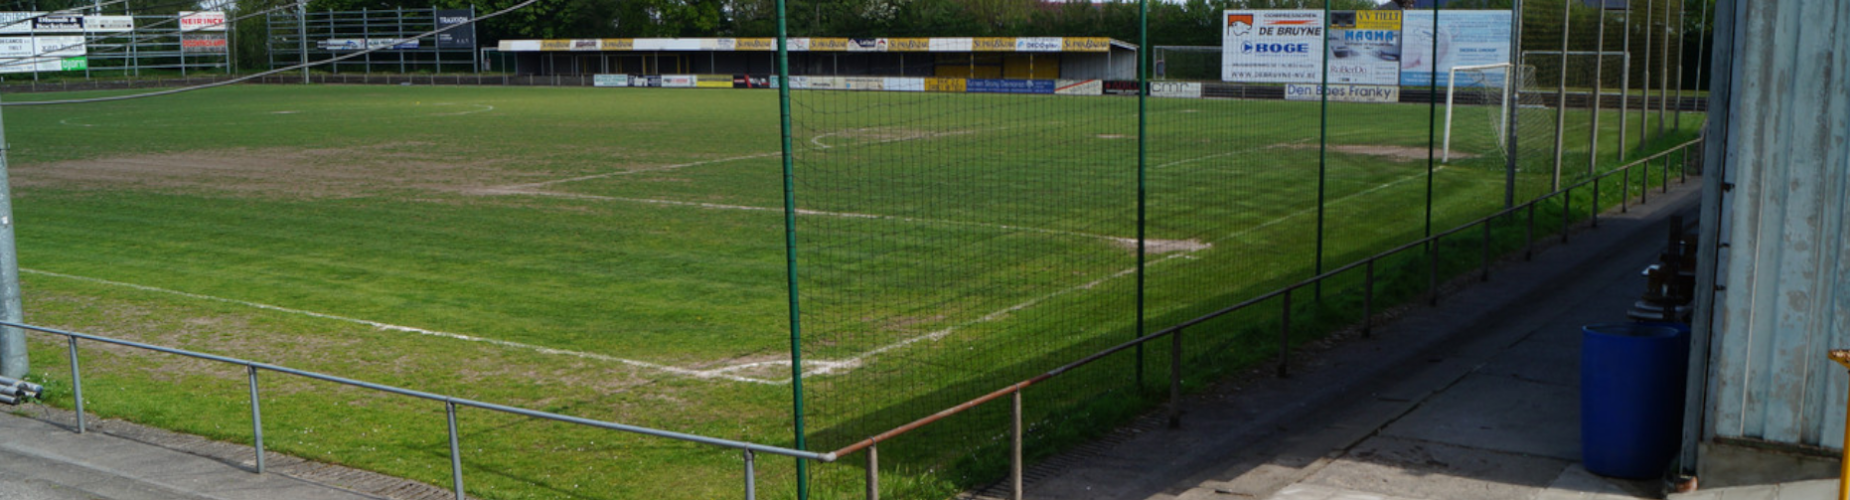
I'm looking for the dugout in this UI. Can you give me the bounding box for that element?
[490,37,1137,80]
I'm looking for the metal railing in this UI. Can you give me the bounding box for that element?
[830,137,1704,500]
[2,321,837,500]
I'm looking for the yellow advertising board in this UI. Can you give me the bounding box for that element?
[600,38,633,50]
[973,37,1015,51]
[1356,10,1400,30]
[924,77,966,92]
[695,74,733,88]
[539,39,571,51]
[887,38,931,51]
[809,38,849,51]
[734,38,775,51]
[1060,37,1112,52]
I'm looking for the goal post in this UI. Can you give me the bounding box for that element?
[1442,62,1513,163]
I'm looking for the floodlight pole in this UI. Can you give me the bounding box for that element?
[0,96,25,380]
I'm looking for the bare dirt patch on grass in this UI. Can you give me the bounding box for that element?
[13,143,562,199]
[1286,143,1477,162]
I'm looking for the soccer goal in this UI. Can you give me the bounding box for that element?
[1442,63,1513,163]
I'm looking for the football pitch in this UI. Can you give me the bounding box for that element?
[4,84,1699,499]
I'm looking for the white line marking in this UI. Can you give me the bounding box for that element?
[21,268,781,385]
[495,152,783,191]
[1214,166,1446,244]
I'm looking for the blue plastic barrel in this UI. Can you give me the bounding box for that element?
[1580,322,1689,479]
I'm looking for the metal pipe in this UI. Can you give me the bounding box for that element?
[1011,391,1023,500]
[1623,167,1631,212]
[1480,221,1491,282]
[862,446,874,500]
[1593,165,1602,228]
[1168,328,1181,429]
[67,336,83,434]
[1561,187,1572,244]
[1641,160,1650,204]
[1428,242,1439,306]
[248,365,265,473]
[1663,153,1670,193]
[1526,203,1536,260]
[1362,260,1374,337]
[746,449,758,500]
[1278,290,1291,377]
[447,401,464,500]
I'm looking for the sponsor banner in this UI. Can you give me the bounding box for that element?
[1326,10,1400,86]
[31,15,83,32]
[735,38,774,51]
[1151,81,1202,98]
[1054,79,1102,96]
[788,38,811,51]
[1400,10,1511,87]
[1223,9,1324,84]
[733,74,773,88]
[848,38,887,52]
[924,77,965,92]
[0,37,31,57]
[85,15,134,32]
[59,55,83,70]
[1015,37,1061,52]
[1061,37,1112,52]
[809,38,848,51]
[181,33,227,53]
[320,38,419,51]
[966,79,1054,94]
[930,38,972,52]
[539,39,571,51]
[631,39,702,50]
[888,38,930,52]
[637,75,661,87]
[177,11,226,32]
[883,77,924,92]
[1284,83,1400,103]
[793,76,844,90]
[714,38,737,50]
[501,40,541,51]
[435,9,475,48]
[35,36,83,57]
[594,74,631,87]
[1102,80,1140,95]
[661,74,696,88]
[570,39,600,51]
[0,13,33,34]
[601,38,634,50]
[844,77,884,91]
[973,37,1014,51]
[695,74,732,88]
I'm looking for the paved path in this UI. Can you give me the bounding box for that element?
[1011,180,1705,500]
[0,406,451,500]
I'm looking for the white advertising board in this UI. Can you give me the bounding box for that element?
[661,74,696,88]
[177,11,226,32]
[1151,81,1202,99]
[1400,10,1512,87]
[1326,10,1401,86]
[593,74,631,87]
[1285,83,1400,103]
[1222,10,1325,84]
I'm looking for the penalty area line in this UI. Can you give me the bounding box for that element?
[20,268,781,385]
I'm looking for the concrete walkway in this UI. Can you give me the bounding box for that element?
[1012,179,1706,500]
[0,406,450,500]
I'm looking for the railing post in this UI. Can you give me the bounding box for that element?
[1662,153,1671,193]
[1681,146,1689,183]
[1641,162,1650,205]
[1561,188,1572,244]
[1622,167,1631,212]
[1278,290,1292,377]
[248,365,265,473]
[864,446,875,500]
[1011,391,1023,500]
[1525,203,1536,261]
[1480,221,1492,282]
[1362,259,1375,337]
[1427,242,1439,306]
[1168,328,1182,429]
[1591,173,1601,228]
[447,401,464,500]
[747,449,759,500]
[67,336,84,434]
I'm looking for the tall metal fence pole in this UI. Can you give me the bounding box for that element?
[1589,2,1607,176]
[0,94,23,381]
[1638,0,1652,153]
[297,0,308,83]
[773,0,808,493]
[1618,0,1632,161]
[1673,0,1686,130]
[1505,0,1524,207]
[1552,0,1571,191]
[1132,0,1149,389]
[1658,0,1670,135]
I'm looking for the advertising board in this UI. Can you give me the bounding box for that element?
[662,74,696,88]
[594,74,631,87]
[182,33,228,53]
[695,74,732,88]
[1054,79,1102,95]
[1326,10,1400,86]
[883,77,925,92]
[966,79,1054,94]
[177,11,227,32]
[1399,10,1511,87]
[924,77,965,93]
[1284,83,1400,103]
[320,38,419,50]
[1151,81,1202,98]
[435,9,476,48]
[1222,10,1325,83]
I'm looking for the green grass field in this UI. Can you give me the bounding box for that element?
[4,84,1701,499]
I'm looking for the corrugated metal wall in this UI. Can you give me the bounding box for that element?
[1701,0,1850,450]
